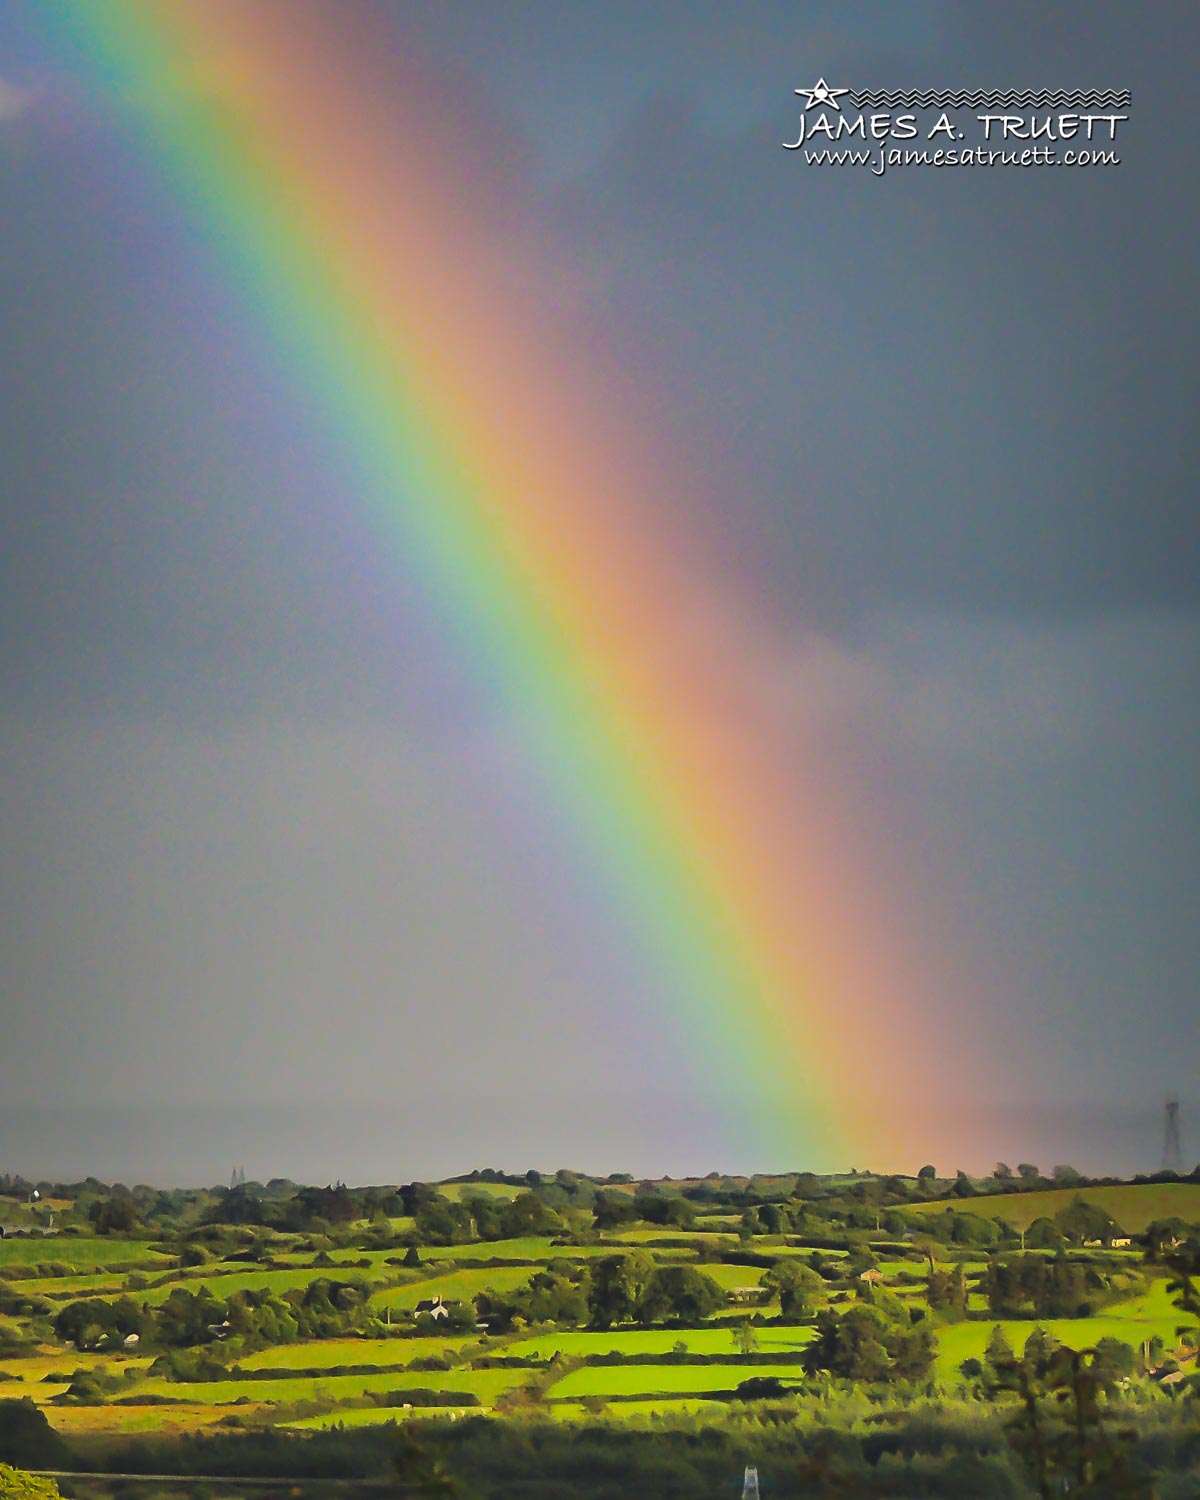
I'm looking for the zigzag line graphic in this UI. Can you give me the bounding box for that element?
[847,89,1131,109]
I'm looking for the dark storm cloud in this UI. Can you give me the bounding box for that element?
[3,1,1193,729]
[530,1,1198,623]
[0,95,479,726]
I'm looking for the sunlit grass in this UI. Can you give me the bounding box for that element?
[370,1265,532,1309]
[236,1334,478,1370]
[932,1276,1192,1380]
[907,1183,1200,1234]
[551,1362,800,1398]
[0,1239,171,1269]
[506,1325,813,1359]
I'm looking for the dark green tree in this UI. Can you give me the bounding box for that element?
[1054,1197,1122,1247]
[0,1403,71,1469]
[762,1259,826,1318]
[592,1191,637,1230]
[499,1192,564,1238]
[390,1426,462,1497]
[987,1333,1143,1497]
[636,1265,724,1323]
[587,1252,651,1329]
[803,1305,934,1382]
[88,1195,138,1234]
[983,1324,1016,1388]
[927,1263,969,1319]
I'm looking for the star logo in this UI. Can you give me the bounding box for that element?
[794,78,850,111]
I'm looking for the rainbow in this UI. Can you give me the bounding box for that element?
[44,2,965,1170]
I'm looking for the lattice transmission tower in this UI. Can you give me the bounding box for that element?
[1163,1096,1183,1173]
[741,1466,761,1500]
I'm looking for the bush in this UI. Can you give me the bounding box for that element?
[0,1401,71,1469]
[371,1388,479,1409]
[730,1376,790,1401]
[0,1465,63,1500]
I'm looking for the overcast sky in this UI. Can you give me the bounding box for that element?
[1,1,1196,1185]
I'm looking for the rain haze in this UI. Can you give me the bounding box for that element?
[0,1,1196,1186]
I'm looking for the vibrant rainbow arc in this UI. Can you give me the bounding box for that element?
[45,2,952,1168]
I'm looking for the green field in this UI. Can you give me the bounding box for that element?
[287,1405,478,1428]
[0,1348,152,1387]
[907,1183,1200,1234]
[506,1326,813,1360]
[551,1362,802,1398]
[932,1277,1192,1380]
[437,1181,524,1203]
[607,1229,727,1245]
[137,1265,391,1304]
[696,1264,766,1292]
[270,1248,415,1268]
[0,1238,172,1270]
[371,1265,533,1309]
[48,1401,264,1435]
[770,1244,849,1259]
[133,1365,525,1405]
[551,1397,725,1421]
[15,1272,131,1298]
[416,1237,630,1262]
[235,1334,479,1370]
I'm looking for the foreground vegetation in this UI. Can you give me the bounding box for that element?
[1,1161,1198,1496]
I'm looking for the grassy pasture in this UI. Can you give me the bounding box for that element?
[12,1384,70,1405]
[0,1238,171,1270]
[695,1264,766,1292]
[287,1405,475,1428]
[14,1273,129,1299]
[416,1237,627,1262]
[552,1397,726,1420]
[874,1258,927,1276]
[136,1366,524,1406]
[606,1228,726,1245]
[236,1334,479,1370]
[45,1401,265,1435]
[551,1362,801,1398]
[438,1181,524,1203]
[506,1325,814,1360]
[270,1248,408,1267]
[932,1277,1192,1380]
[135,1265,393,1304]
[0,1349,152,1385]
[769,1244,848,1258]
[907,1183,1200,1234]
[371,1265,533,1309]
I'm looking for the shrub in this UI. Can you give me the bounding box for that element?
[0,1465,63,1500]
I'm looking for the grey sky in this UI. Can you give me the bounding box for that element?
[0,0,1196,1183]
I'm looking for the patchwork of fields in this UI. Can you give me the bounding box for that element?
[1,1177,1196,1439]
